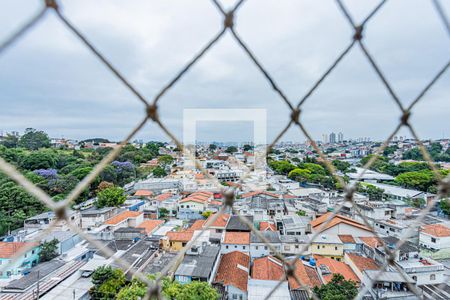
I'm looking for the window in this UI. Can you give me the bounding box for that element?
[32,250,35,254]
[226,245,229,249]
[317,245,320,249]
[181,205,184,208]
[243,246,246,249]
[322,245,325,249]
[412,276,417,281]
[232,294,238,299]
[335,247,338,250]
[295,245,299,249]
[389,228,395,232]
[430,274,436,280]
[380,225,385,229]
[234,245,237,248]
[431,237,436,243]
[255,246,259,250]
[264,246,268,250]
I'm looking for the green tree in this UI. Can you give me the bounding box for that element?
[313,274,357,300]
[383,145,398,157]
[288,168,311,182]
[202,210,213,219]
[158,154,174,166]
[18,128,51,150]
[159,207,169,218]
[0,134,19,148]
[20,150,57,170]
[269,160,296,175]
[225,146,238,154]
[394,170,436,191]
[116,274,219,300]
[439,199,450,216]
[209,144,217,151]
[90,266,126,300]
[243,144,252,151]
[39,239,59,262]
[153,166,167,178]
[332,160,351,173]
[97,186,126,208]
[296,210,306,216]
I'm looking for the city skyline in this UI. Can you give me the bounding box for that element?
[0,1,448,142]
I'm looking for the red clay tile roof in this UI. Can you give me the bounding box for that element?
[0,242,39,258]
[315,256,359,283]
[311,212,373,233]
[105,211,142,225]
[359,236,383,248]
[187,220,206,232]
[166,231,193,242]
[421,223,450,237]
[223,232,250,245]
[179,191,212,204]
[288,260,322,290]
[137,220,164,235]
[214,251,250,292]
[240,190,280,199]
[252,256,284,281]
[134,190,153,197]
[260,221,276,232]
[338,234,356,243]
[346,253,380,273]
[195,173,205,180]
[155,193,173,201]
[206,213,230,229]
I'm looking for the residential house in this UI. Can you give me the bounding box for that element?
[373,219,412,239]
[259,221,276,232]
[338,235,360,253]
[419,223,450,250]
[226,215,253,232]
[221,232,250,254]
[178,191,214,219]
[80,207,119,230]
[137,220,165,236]
[310,234,344,261]
[104,211,144,231]
[280,235,309,256]
[162,231,194,251]
[315,256,359,284]
[134,189,153,198]
[40,231,82,255]
[0,242,40,279]
[310,212,374,237]
[362,270,418,299]
[214,251,250,300]
[205,213,230,244]
[345,253,380,282]
[249,256,290,299]
[249,231,281,259]
[24,210,81,231]
[276,215,310,236]
[288,259,322,295]
[174,244,220,284]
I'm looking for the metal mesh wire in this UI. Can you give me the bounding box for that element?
[0,0,449,299]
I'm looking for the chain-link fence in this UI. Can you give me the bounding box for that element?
[0,0,449,299]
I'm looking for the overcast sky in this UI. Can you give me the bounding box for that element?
[0,0,448,143]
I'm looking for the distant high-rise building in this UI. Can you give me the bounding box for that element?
[322,134,328,144]
[338,132,344,143]
[329,132,336,144]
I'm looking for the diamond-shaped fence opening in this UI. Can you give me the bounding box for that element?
[0,0,449,299]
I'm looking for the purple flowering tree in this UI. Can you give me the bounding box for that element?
[33,169,58,179]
